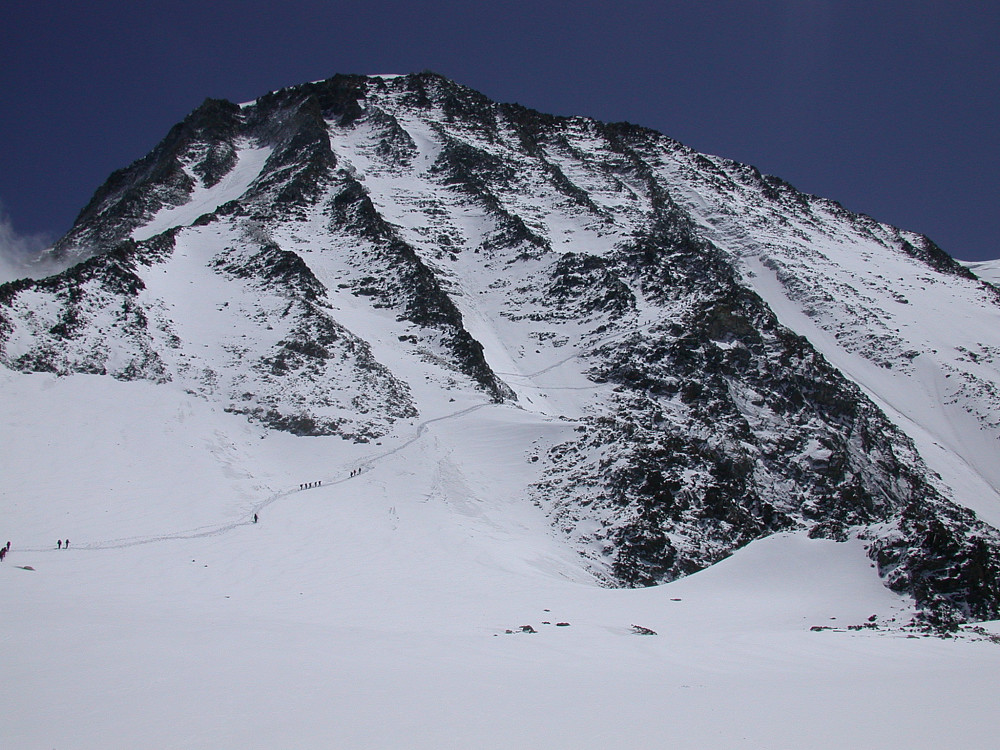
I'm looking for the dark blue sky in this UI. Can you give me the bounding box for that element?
[2,1,997,260]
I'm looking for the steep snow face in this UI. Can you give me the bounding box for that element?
[658,151,1000,526]
[2,72,1000,624]
[132,143,272,241]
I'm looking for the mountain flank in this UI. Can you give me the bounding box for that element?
[3,72,1000,626]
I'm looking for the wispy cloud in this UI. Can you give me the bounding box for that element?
[0,202,61,284]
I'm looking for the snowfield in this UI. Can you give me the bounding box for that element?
[3,369,999,749]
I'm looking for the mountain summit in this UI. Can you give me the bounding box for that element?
[3,72,999,625]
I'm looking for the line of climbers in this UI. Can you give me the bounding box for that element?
[5,466,371,556]
[298,467,364,490]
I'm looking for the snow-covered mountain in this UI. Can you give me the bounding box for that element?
[3,72,1000,633]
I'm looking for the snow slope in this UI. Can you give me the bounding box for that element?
[3,369,999,749]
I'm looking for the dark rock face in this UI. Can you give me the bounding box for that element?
[51,99,244,261]
[870,501,1000,627]
[214,243,326,301]
[238,95,339,219]
[549,253,635,318]
[4,71,1000,623]
[0,238,170,380]
[535,217,924,583]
